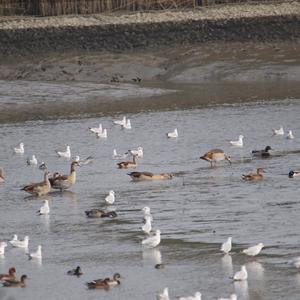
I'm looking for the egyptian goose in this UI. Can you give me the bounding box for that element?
[128,172,172,181]
[252,146,272,157]
[85,209,117,218]
[86,278,110,289]
[0,168,4,183]
[2,274,27,287]
[88,273,121,288]
[51,161,80,191]
[200,149,231,167]
[21,171,51,196]
[242,168,264,181]
[0,267,16,281]
[117,154,138,169]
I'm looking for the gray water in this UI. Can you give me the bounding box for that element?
[0,80,300,300]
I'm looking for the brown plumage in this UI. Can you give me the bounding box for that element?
[86,278,110,289]
[0,267,16,281]
[85,209,117,218]
[128,172,173,181]
[117,154,138,169]
[51,161,80,191]
[21,171,51,196]
[0,168,4,183]
[2,274,27,288]
[200,149,231,167]
[87,273,121,289]
[242,168,264,181]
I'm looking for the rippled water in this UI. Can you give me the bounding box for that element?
[1,80,300,300]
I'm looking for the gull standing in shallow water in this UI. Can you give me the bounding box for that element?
[89,123,103,134]
[242,243,264,256]
[230,135,244,147]
[142,230,161,248]
[9,236,29,248]
[142,215,152,235]
[105,190,115,205]
[233,265,248,281]
[14,143,24,154]
[142,206,153,222]
[179,291,202,300]
[37,200,50,215]
[0,242,7,255]
[156,287,169,300]
[56,145,71,159]
[221,237,232,254]
[27,245,42,260]
[287,130,294,139]
[167,128,178,138]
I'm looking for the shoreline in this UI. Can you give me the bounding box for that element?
[0,2,300,57]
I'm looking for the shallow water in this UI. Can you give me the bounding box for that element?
[0,79,300,300]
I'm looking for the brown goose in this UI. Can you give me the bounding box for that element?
[117,154,138,169]
[242,168,264,181]
[51,161,80,191]
[86,278,110,289]
[0,168,4,183]
[200,149,231,167]
[0,267,16,281]
[21,171,51,196]
[2,274,27,288]
[128,172,173,181]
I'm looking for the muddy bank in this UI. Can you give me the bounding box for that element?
[0,2,300,57]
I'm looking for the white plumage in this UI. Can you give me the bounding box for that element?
[272,126,284,135]
[56,145,71,159]
[97,129,107,138]
[122,119,131,129]
[27,245,42,259]
[242,243,264,256]
[0,242,7,255]
[9,235,29,248]
[218,294,237,300]
[287,130,294,139]
[112,149,127,159]
[89,123,103,134]
[167,128,178,138]
[14,142,24,154]
[156,287,169,300]
[233,265,248,281]
[221,237,232,254]
[142,206,153,222]
[179,291,202,300]
[27,154,38,165]
[128,147,143,158]
[38,200,50,215]
[113,116,126,126]
[142,215,152,235]
[142,229,161,248]
[229,135,243,147]
[105,190,115,205]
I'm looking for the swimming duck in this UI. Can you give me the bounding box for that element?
[251,146,272,157]
[14,143,24,154]
[221,237,232,254]
[37,200,50,215]
[2,274,27,287]
[0,267,16,281]
[242,168,264,181]
[27,245,42,260]
[105,190,115,205]
[85,209,117,218]
[200,149,231,167]
[179,291,202,300]
[86,278,110,289]
[89,123,103,134]
[67,266,83,276]
[157,287,169,300]
[242,243,264,256]
[142,229,161,248]
[56,145,71,159]
[26,155,38,165]
[127,147,143,158]
[9,235,29,248]
[233,265,248,281]
[96,129,108,139]
[113,116,126,126]
[0,168,4,183]
[128,172,173,181]
[287,130,294,139]
[96,273,121,287]
[0,242,7,255]
[272,126,284,136]
[51,161,80,191]
[117,154,138,169]
[167,128,178,138]
[289,170,300,178]
[21,171,51,196]
[229,135,244,147]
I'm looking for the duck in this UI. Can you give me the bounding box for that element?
[85,209,117,218]
[51,161,80,191]
[289,170,300,178]
[26,155,38,165]
[218,294,237,300]
[117,154,138,169]
[251,146,272,157]
[89,123,103,134]
[67,266,83,276]
[112,149,127,160]
[179,291,202,300]
[127,172,173,181]
[21,171,51,196]
[233,265,248,281]
[167,128,178,138]
[200,149,231,167]
[287,130,294,139]
[113,116,126,126]
[157,287,169,300]
[9,235,29,248]
[142,229,161,248]
[0,267,17,281]
[56,145,71,159]
[242,168,264,181]
[127,147,143,158]
[0,168,4,183]
[105,190,115,205]
[221,237,232,254]
[27,245,42,259]
[86,278,110,289]
[272,126,284,136]
[14,143,24,154]
[2,274,27,287]
[0,242,7,255]
[229,135,244,147]
[96,129,108,139]
[242,243,264,256]
[122,119,131,129]
[37,200,50,215]
[142,215,152,235]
